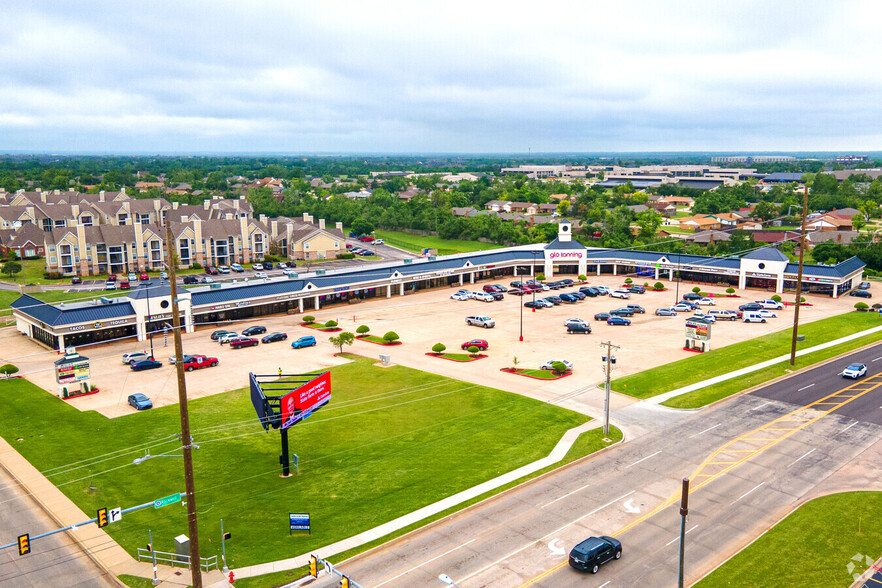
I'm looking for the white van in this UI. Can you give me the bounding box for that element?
[743,311,767,323]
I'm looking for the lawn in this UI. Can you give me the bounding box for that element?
[612,312,881,400]
[0,354,597,569]
[696,492,882,588]
[373,229,503,256]
[4,259,206,286]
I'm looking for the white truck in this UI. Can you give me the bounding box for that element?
[465,316,496,328]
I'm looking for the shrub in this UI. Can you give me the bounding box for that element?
[512,356,519,368]
[800,296,806,303]
[62,387,69,398]
[643,282,649,288]
[356,325,370,335]
[624,277,633,284]
[337,252,355,260]
[536,273,546,281]
[431,343,446,354]
[578,274,587,282]
[302,315,316,324]
[382,331,400,343]
[324,320,338,327]
[263,254,278,263]
[771,295,782,303]
[653,282,665,290]
[726,287,736,295]
[692,286,701,293]
[855,302,870,311]
[551,361,570,375]
[190,262,202,269]
[0,364,19,378]
[467,345,480,357]
[43,271,64,280]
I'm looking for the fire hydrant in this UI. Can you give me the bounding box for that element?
[229,570,235,584]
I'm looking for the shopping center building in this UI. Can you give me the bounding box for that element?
[11,222,866,351]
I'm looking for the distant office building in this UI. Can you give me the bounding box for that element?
[500,165,575,178]
[835,155,869,163]
[711,156,797,163]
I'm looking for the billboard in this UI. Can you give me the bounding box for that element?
[280,371,331,430]
[250,373,271,430]
[685,321,711,341]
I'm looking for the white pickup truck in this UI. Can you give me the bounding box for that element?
[465,316,495,328]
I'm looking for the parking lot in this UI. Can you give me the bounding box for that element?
[0,276,856,419]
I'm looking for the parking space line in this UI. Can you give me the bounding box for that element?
[748,401,771,412]
[665,525,699,547]
[688,424,721,438]
[540,481,592,509]
[873,357,882,362]
[797,383,815,391]
[788,448,816,466]
[838,422,858,435]
[374,539,477,588]
[625,451,661,468]
[735,482,765,502]
[598,582,611,588]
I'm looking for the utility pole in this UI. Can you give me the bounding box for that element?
[165,221,203,588]
[790,184,809,366]
[600,340,620,436]
[677,478,690,588]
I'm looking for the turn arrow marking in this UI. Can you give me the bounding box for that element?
[623,498,641,513]
[548,538,565,556]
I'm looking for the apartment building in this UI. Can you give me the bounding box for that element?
[270,213,346,260]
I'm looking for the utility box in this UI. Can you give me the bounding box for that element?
[174,535,189,564]
[379,354,391,366]
[796,334,805,342]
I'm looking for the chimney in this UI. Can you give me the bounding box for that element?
[40,191,47,203]
[336,221,343,231]
[302,212,309,222]
[172,201,180,209]
[259,214,267,224]
[71,204,80,218]
[233,199,240,210]
[319,219,325,230]
[99,190,105,202]
[271,220,278,238]
[54,189,60,195]
[308,214,314,224]
[203,200,210,210]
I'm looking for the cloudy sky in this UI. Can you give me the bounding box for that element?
[2,1,881,153]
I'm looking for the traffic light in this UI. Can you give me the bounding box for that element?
[223,531,231,541]
[146,542,152,552]
[17,534,30,556]
[97,508,108,528]
[309,554,318,578]
[341,575,350,588]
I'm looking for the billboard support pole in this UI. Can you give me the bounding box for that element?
[280,427,291,477]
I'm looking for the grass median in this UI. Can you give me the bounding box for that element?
[696,492,882,588]
[0,354,608,569]
[611,312,881,404]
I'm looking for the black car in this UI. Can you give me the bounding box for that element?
[569,536,622,574]
[579,287,599,297]
[261,332,288,343]
[567,323,592,334]
[610,308,634,317]
[488,291,504,301]
[571,291,586,300]
[524,301,543,309]
[546,281,563,290]
[71,276,82,284]
[594,312,611,321]
[560,279,575,286]
[211,329,233,341]
[738,302,763,311]
[183,275,199,284]
[544,295,562,305]
[850,290,872,298]
[242,326,267,336]
[683,292,703,301]
[559,293,578,303]
[628,285,646,294]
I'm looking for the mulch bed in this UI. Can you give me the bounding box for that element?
[500,367,573,380]
[783,302,813,307]
[62,389,100,400]
[425,353,487,362]
[682,347,705,354]
[301,323,342,332]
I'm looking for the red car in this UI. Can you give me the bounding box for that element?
[182,355,219,371]
[461,339,489,351]
[230,337,259,349]
[205,266,219,275]
[139,272,149,280]
[358,235,375,242]
[107,273,117,282]
[119,280,131,289]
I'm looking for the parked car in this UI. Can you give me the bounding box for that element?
[559,279,575,286]
[850,290,872,298]
[131,358,162,371]
[358,235,375,242]
[168,354,197,365]
[540,359,573,371]
[255,271,269,279]
[691,312,716,323]
[568,536,622,574]
[107,273,117,282]
[543,296,562,305]
[128,393,153,410]
[842,363,868,379]
[610,289,631,299]
[626,304,645,314]
[579,287,598,297]
[219,333,243,344]
[508,288,526,296]
[128,272,138,281]
[242,326,267,336]
[524,300,544,309]
[628,285,646,294]
[139,272,149,281]
[739,302,763,312]
[655,307,677,316]
[183,356,218,371]
[707,309,738,320]
[535,299,554,308]
[696,297,716,306]
[277,262,288,269]
[183,276,199,285]
[472,292,495,302]
[105,281,117,290]
[465,316,495,328]
[510,281,526,288]
[71,276,82,284]
[487,291,504,301]
[742,311,767,323]
[217,265,231,274]
[607,316,631,326]
[546,281,563,290]
[567,323,592,334]
[374,239,384,245]
[559,293,578,303]
[683,293,703,301]
[595,286,611,295]
[123,352,151,364]
[756,309,777,319]
[757,299,784,310]
[160,271,169,279]
[211,330,233,340]
[205,266,219,275]
[571,291,587,300]
[564,318,588,327]
[594,312,611,321]
[230,263,244,273]
[672,303,693,313]
[451,292,470,301]
[291,335,317,349]
[201,277,214,284]
[461,339,488,351]
[526,280,549,291]
[262,332,288,344]
[119,280,131,289]
[483,284,500,293]
[859,281,871,290]
[610,308,634,317]
[230,337,259,349]
[283,268,298,277]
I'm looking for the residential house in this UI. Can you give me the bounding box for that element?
[451,207,480,217]
[686,230,732,244]
[0,223,46,257]
[484,200,510,212]
[678,215,722,231]
[658,196,695,208]
[807,214,853,232]
[508,202,538,214]
[539,203,559,214]
[806,231,859,246]
[649,201,677,217]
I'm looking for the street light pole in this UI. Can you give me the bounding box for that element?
[600,340,620,436]
[790,184,810,366]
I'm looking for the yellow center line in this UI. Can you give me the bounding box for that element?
[518,375,882,588]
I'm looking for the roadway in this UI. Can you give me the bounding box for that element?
[309,343,882,588]
[0,467,116,588]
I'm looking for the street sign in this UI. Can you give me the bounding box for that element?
[289,513,311,533]
[154,493,181,509]
[109,507,122,523]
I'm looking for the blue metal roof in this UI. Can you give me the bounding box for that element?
[12,294,136,326]
[743,247,791,262]
[763,172,804,182]
[785,256,866,278]
[128,283,173,299]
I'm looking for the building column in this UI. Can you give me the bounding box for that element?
[669,268,674,280]
[832,284,838,299]
[459,275,463,286]
[513,266,518,277]
[578,258,587,278]
[530,264,535,277]
[386,285,392,298]
[613,264,618,276]
[298,298,304,312]
[470,272,475,284]
[775,275,784,295]
[597,265,601,276]
[738,272,746,290]
[400,283,405,295]
[655,267,660,280]
[57,334,65,352]
[314,295,320,310]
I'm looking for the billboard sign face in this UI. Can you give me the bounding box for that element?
[55,352,90,385]
[280,372,331,430]
[685,321,710,341]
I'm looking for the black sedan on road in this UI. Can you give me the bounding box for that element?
[262,332,288,344]
[594,312,611,321]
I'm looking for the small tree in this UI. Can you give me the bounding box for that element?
[512,356,519,369]
[382,331,400,344]
[654,282,665,290]
[726,287,736,295]
[431,342,446,355]
[467,345,480,358]
[324,319,338,328]
[536,273,546,282]
[771,294,782,303]
[356,325,370,336]
[578,274,587,282]
[643,282,649,288]
[1,260,22,280]
[328,331,355,353]
[0,364,19,378]
[800,296,806,304]
[855,302,870,312]
[551,361,570,375]
[624,277,633,285]
[692,286,701,294]
[302,315,315,324]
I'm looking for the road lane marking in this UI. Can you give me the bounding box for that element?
[735,482,765,502]
[839,422,858,435]
[748,401,771,412]
[373,539,477,587]
[459,491,634,584]
[689,424,721,438]
[789,448,816,466]
[540,481,592,509]
[798,383,815,391]
[665,525,699,547]
[625,451,661,468]
[873,357,882,362]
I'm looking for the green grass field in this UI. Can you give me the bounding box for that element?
[696,492,882,588]
[374,229,503,256]
[0,354,608,569]
[611,312,881,401]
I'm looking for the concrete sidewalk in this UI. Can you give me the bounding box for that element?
[644,324,882,405]
[230,420,604,581]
